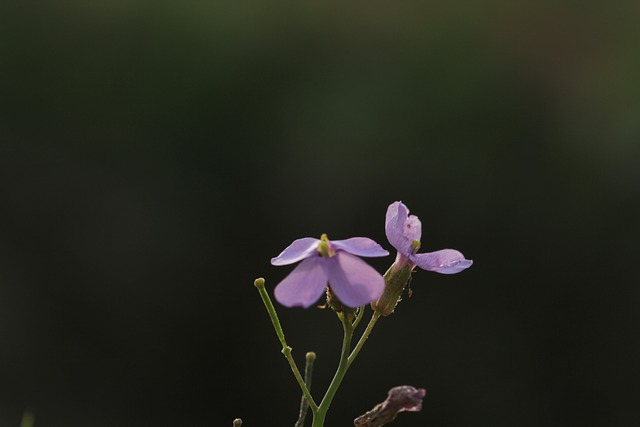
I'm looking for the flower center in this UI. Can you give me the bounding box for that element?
[409,239,421,255]
[317,233,336,258]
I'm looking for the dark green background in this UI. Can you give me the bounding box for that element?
[1,1,639,426]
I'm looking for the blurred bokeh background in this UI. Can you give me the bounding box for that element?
[1,1,639,426]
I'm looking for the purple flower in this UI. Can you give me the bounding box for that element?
[386,201,473,273]
[271,234,389,308]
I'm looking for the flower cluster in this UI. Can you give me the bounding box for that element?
[271,201,472,311]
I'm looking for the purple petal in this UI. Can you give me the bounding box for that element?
[411,249,473,274]
[271,237,319,266]
[385,201,408,252]
[325,252,385,308]
[403,214,422,246]
[385,201,422,255]
[332,237,389,258]
[274,257,328,308]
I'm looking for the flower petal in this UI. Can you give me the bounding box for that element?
[271,237,320,266]
[411,249,473,274]
[385,201,408,252]
[274,257,328,308]
[385,201,422,255]
[325,252,385,308]
[332,237,389,258]
[403,214,422,247]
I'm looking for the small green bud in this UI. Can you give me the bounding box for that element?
[305,351,316,361]
[254,277,265,287]
[371,264,413,316]
[233,419,243,427]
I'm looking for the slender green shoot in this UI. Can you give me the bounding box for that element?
[295,351,317,427]
[254,278,319,413]
[348,311,381,367]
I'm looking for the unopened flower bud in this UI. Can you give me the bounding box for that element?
[371,263,413,316]
[354,385,426,426]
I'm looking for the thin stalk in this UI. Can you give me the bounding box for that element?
[254,278,318,413]
[348,311,381,367]
[295,352,317,427]
[20,412,35,427]
[352,306,365,330]
[312,313,355,427]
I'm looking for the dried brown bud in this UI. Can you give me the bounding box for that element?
[354,385,426,427]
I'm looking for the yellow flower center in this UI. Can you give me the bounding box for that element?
[317,233,335,258]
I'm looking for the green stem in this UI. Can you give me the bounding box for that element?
[254,278,318,413]
[348,311,381,367]
[295,352,316,427]
[20,411,35,427]
[312,313,355,427]
[352,306,365,330]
